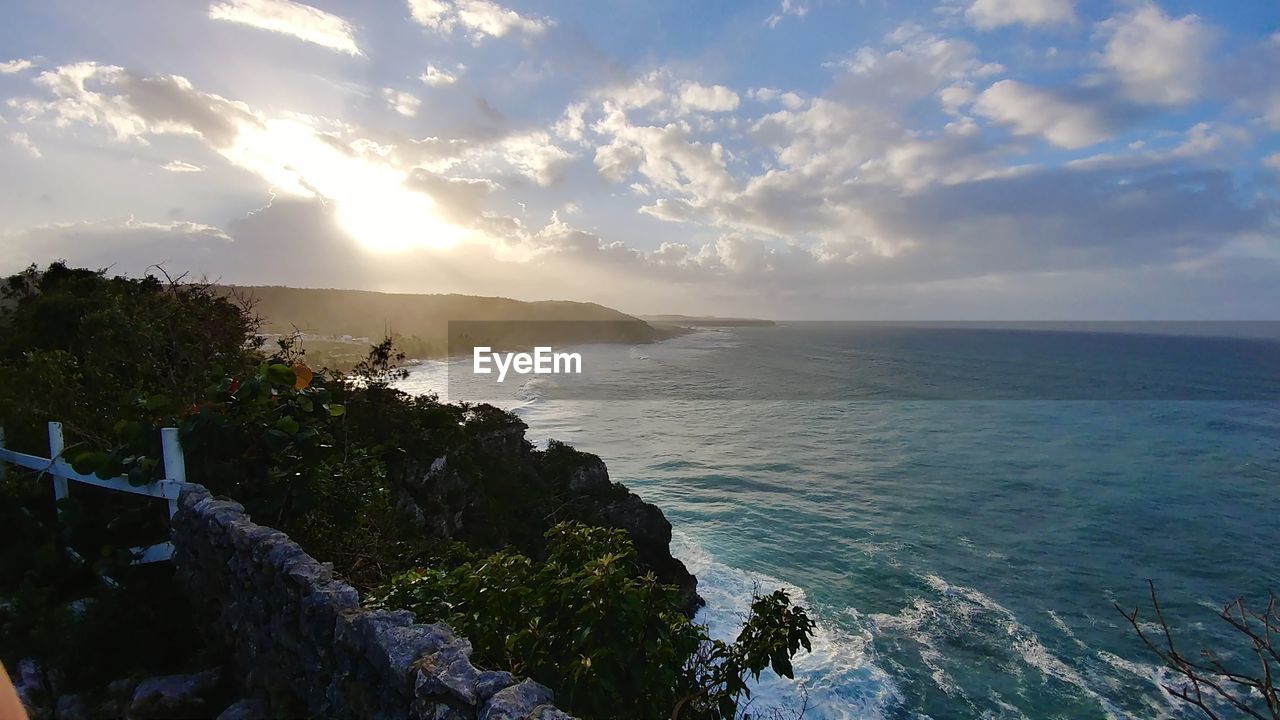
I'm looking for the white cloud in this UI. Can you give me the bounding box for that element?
[973,80,1114,148]
[9,131,41,158]
[407,0,549,41]
[162,160,204,172]
[965,0,1074,30]
[208,0,362,56]
[1097,3,1216,106]
[939,85,975,114]
[1168,122,1249,159]
[765,0,808,29]
[591,109,736,201]
[828,25,999,109]
[11,63,256,145]
[381,88,421,117]
[678,82,740,113]
[420,64,460,87]
[7,216,232,246]
[553,102,587,142]
[0,59,35,74]
[1265,153,1280,170]
[496,131,573,186]
[602,73,667,111]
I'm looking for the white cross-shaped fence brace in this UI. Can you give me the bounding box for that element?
[0,421,186,565]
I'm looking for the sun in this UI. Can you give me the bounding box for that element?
[224,118,471,252]
[331,161,469,252]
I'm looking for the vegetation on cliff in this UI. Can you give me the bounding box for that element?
[0,263,814,719]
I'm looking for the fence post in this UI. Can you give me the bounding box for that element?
[48,422,68,511]
[161,427,186,518]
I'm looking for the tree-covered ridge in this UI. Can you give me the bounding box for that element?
[0,263,813,719]
[221,284,679,363]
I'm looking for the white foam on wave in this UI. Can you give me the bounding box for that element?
[874,574,1133,720]
[871,596,963,700]
[673,531,902,720]
[1095,651,1181,719]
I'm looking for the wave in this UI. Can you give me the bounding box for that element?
[673,532,902,720]
[870,571,1187,717]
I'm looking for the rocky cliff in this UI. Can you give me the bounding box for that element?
[391,412,703,616]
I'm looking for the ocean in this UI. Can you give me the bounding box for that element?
[397,323,1280,719]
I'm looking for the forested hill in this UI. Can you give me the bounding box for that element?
[218,285,677,360]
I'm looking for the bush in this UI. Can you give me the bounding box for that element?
[374,522,814,719]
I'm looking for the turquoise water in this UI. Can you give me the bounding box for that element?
[399,324,1280,719]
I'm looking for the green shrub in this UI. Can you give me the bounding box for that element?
[373,522,814,719]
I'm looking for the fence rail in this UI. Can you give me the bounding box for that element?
[0,421,187,565]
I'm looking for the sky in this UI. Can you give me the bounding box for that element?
[1,0,1278,319]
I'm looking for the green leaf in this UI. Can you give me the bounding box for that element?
[71,451,106,475]
[265,363,296,387]
[143,393,170,412]
[328,404,346,417]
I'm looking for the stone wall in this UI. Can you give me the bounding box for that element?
[172,484,572,720]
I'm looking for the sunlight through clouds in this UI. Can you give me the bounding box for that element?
[223,117,471,251]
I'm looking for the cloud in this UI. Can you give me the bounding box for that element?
[381,88,421,117]
[11,63,256,146]
[8,131,41,158]
[591,109,736,201]
[1097,3,1216,106]
[0,216,233,276]
[0,59,35,74]
[765,0,808,29]
[420,64,460,87]
[208,0,362,56]
[678,83,740,113]
[1265,153,1280,170]
[495,132,573,186]
[965,0,1074,30]
[407,0,550,41]
[974,80,1121,148]
[162,160,204,172]
[826,24,1001,109]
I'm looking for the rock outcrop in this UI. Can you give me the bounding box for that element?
[392,417,702,615]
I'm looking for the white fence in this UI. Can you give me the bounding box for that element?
[0,421,187,565]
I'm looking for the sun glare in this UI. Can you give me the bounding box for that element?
[224,118,469,252]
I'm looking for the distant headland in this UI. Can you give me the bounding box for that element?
[216,285,686,369]
[641,314,776,328]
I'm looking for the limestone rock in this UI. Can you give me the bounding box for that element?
[479,680,555,720]
[529,705,575,720]
[128,669,222,719]
[215,697,269,720]
[474,671,516,703]
[565,456,609,494]
[12,658,51,720]
[590,491,703,615]
[52,694,86,720]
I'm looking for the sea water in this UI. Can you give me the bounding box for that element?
[397,323,1280,719]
